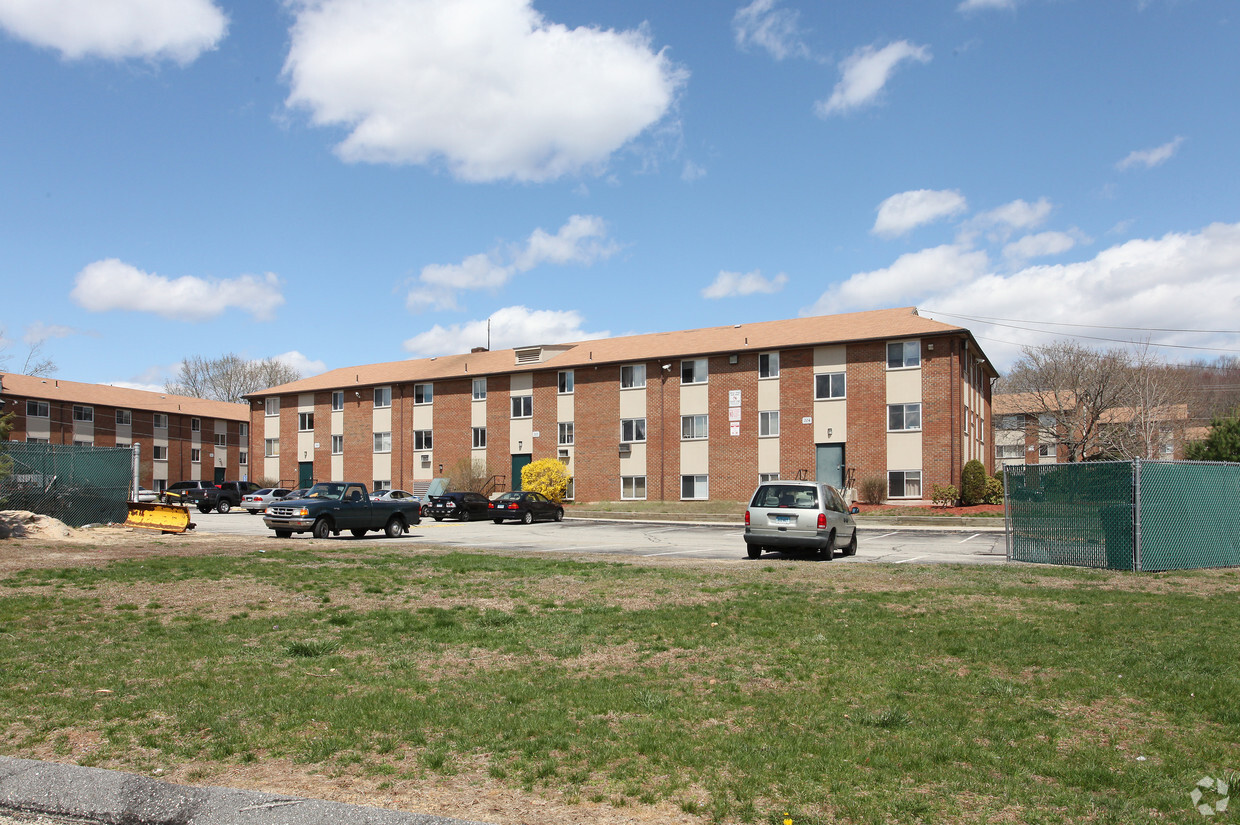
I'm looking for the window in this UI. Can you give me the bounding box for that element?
[998,414,1023,431]
[559,422,574,445]
[264,438,279,457]
[374,432,392,453]
[331,435,343,455]
[622,476,646,500]
[887,340,920,369]
[299,412,314,431]
[558,370,574,394]
[116,441,130,449]
[374,387,391,408]
[115,409,132,426]
[25,436,49,444]
[1038,443,1055,458]
[153,413,168,429]
[72,405,93,423]
[621,418,646,443]
[374,480,391,492]
[888,403,922,431]
[511,395,532,418]
[759,410,780,437]
[414,430,432,450]
[888,470,922,499]
[191,417,200,432]
[239,450,248,466]
[26,400,49,418]
[472,378,487,400]
[620,364,646,389]
[153,445,168,461]
[814,372,846,400]
[215,433,227,447]
[332,391,344,411]
[996,444,1023,460]
[681,358,707,384]
[759,472,781,483]
[681,414,708,440]
[759,352,779,378]
[191,448,201,463]
[681,475,709,500]
[74,440,91,447]
[472,427,487,449]
[265,398,279,416]
[414,383,433,404]
[239,422,248,438]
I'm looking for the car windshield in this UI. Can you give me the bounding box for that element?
[306,483,346,499]
[751,485,819,509]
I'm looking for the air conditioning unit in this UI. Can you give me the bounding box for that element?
[420,454,431,466]
[557,448,569,459]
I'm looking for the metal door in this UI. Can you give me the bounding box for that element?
[511,454,532,491]
[214,466,226,484]
[299,462,314,488]
[816,444,844,489]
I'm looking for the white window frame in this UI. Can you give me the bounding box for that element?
[888,403,922,432]
[374,431,392,453]
[239,422,248,438]
[681,358,708,384]
[374,480,391,492]
[888,470,922,499]
[152,445,168,461]
[814,372,846,400]
[681,414,708,440]
[621,476,647,501]
[215,433,227,447]
[511,395,532,419]
[374,387,392,408]
[472,427,487,449]
[26,436,50,444]
[621,418,646,444]
[153,413,168,429]
[26,400,49,418]
[1038,443,1055,458]
[759,472,781,483]
[265,398,279,417]
[264,438,279,458]
[558,370,574,394]
[887,340,921,369]
[331,435,344,455]
[298,412,314,431]
[414,430,432,450]
[332,391,344,412]
[190,417,200,432]
[759,352,779,379]
[996,444,1023,460]
[620,364,646,389]
[115,409,132,426]
[998,414,1023,431]
[72,405,93,423]
[472,378,487,400]
[558,422,574,445]
[759,410,780,437]
[191,448,201,463]
[239,450,248,466]
[681,475,709,500]
[414,383,433,404]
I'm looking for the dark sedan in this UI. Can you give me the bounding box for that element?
[423,491,491,521]
[488,491,564,524]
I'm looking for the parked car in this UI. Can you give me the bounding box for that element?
[743,480,858,560]
[132,487,159,502]
[423,491,490,521]
[242,487,293,514]
[371,489,418,502]
[281,488,312,501]
[162,480,215,503]
[185,481,262,514]
[488,491,564,524]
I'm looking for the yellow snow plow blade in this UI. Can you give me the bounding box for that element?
[125,501,195,534]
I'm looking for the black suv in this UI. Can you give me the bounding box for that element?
[162,480,215,503]
[423,491,491,521]
[186,481,262,514]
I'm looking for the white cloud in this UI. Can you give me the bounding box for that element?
[22,321,84,344]
[815,40,930,117]
[0,0,227,63]
[808,244,991,316]
[873,189,967,237]
[1116,136,1186,171]
[402,305,609,356]
[975,197,1053,231]
[957,0,1018,12]
[282,0,687,182]
[702,269,789,299]
[411,215,618,311]
[70,258,284,321]
[733,0,810,61]
[1002,230,1081,263]
[272,350,328,377]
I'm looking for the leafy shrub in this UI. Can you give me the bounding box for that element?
[931,484,958,508]
[521,458,570,503]
[982,476,1004,505]
[858,476,887,504]
[960,459,987,505]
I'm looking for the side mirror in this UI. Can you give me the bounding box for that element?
[850,506,860,514]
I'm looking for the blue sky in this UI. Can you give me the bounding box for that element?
[1,0,1237,390]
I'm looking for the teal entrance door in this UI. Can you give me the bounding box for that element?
[816,444,845,489]
[299,462,314,488]
[214,466,226,484]
[511,454,532,490]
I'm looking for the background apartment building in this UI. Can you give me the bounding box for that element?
[0,373,250,491]
[247,307,996,503]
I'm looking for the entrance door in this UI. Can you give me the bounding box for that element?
[299,461,314,488]
[511,454,532,491]
[816,444,845,489]
[214,466,226,484]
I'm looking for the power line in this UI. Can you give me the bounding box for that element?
[936,313,1240,354]
[924,309,1240,336]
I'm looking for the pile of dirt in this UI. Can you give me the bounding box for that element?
[0,510,81,540]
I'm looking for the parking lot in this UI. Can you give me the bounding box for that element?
[190,510,1007,565]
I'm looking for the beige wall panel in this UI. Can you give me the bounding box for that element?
[886,368,922,403]
[886,431,922,471]
[372,453,392,483]
[757,377,779,410]
[510,373,533,394]
[331,410,343,435]
[679,439,709,475]
[679,383,708,416]
[372,407,392,432]
[619,443,647,476]
[813,400,847,443]
[509,419,534,453]
[758,437,780,475]
[412,405,432,429]
[814,345,847,370]
[331,455,343,481]
[557,394,575,421]
[264,457,279,480]
[471,399,486,427]
[619,387,647,418]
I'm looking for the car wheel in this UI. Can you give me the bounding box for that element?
[746,544,762,560]
[197,504,211,514]
[384,517,404,538]
[554,508,564,522]
[843,529,858,556]
[350,529,367,538]
[311,518,332,540]
[819,531,836,561]
[521,511,534,525]
[275,530,292,539]
[493,519,503,525]
[217,499,232,514]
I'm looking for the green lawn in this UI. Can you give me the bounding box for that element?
[1,545,1237,824]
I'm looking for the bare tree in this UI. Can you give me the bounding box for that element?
[0,327,57,377]
[1094,345,1194,459]
[165,354,301,403]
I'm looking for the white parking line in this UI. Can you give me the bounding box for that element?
[894,556,926,564]
[872,532,898,539]
[958,533,981,543]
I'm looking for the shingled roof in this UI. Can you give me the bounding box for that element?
[0,373,249,421]
[250,306,983,398]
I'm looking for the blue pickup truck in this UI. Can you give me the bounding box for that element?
[263,482,421,539]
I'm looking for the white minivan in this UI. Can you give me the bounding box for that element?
[743,481,858,560]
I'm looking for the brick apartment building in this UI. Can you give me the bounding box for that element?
[0,373,250,491]
[246,307,997,503]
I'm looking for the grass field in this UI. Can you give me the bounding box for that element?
[1,542,1238,824]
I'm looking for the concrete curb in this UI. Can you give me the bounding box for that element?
[566,515,1006,533]
[0,757,497,825]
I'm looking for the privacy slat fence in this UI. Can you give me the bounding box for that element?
[0,442,132,527]
[1004,459,1240,572]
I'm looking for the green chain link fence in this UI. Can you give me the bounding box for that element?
[1004,459,1240,571]
[0,442,132,528]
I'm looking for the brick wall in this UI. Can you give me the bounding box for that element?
[846,341,887,487]
[574,364,621,501]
